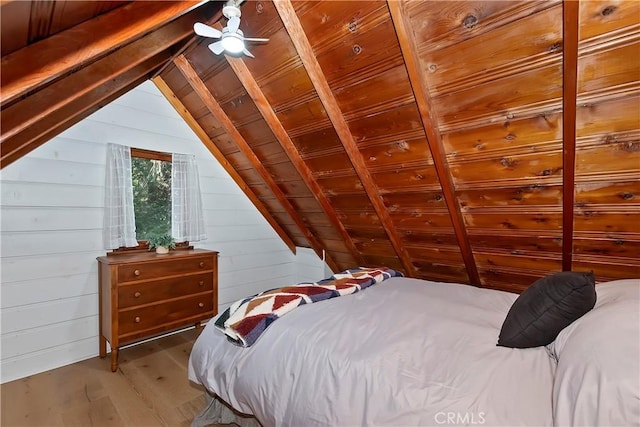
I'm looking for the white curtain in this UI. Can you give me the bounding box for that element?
[103,143,138,249]
[172,153,207,242]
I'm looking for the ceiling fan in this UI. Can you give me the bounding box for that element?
[193,2,269,58]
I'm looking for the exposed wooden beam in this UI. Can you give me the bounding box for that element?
[273,0,417,277]
[173,54,339,271]
[562,0,579,271]
[152,75,298,255]
[1,56,168,168]
[0,1,207,109]
[388,0,481,285]
[562,0,580,271]
[224,56,365,267]
[1,5,217,169]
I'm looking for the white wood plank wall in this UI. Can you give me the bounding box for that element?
[0,81,327,383]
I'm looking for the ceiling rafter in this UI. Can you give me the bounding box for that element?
[273,0,417,277]
[173,54,339,272]
[0,4,218,169]
[387,0,481,285]
[223,56,364,267]
[1,54,171,168]
[152,75,298,255]
[1,1,207,109]
[561,0,579,272]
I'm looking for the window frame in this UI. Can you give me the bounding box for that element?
[111,148,191,253]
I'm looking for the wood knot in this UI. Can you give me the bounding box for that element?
[537,168,560,177]
[256,2,264,13]
[435,194,443,201]
[428,64,438,72]
[462,14,478,29]
[620,192,634,200]
[500,157,517,167]
[505,133,516,141]
[352,44,362,55]
[548,42,562,53]
[622,141,640,152]
[348,19,357,32]
[396,140,409,151]
[601,5,617,16]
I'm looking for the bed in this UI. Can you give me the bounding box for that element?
[188,270,640,427]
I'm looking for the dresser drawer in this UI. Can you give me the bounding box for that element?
[117,256,214,282]
[118,293,214,337]
[118,273,213,309]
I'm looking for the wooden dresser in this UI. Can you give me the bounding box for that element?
[97,249,218,371]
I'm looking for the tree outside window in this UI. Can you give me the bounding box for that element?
[131,151,172,240]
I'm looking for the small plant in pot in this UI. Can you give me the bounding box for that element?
[147,234,176,254]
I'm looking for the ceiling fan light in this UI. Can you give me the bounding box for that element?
[221,35,244,53]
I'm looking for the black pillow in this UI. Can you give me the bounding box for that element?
[497,271,596,348]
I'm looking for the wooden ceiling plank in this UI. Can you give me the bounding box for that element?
[224,56,364,268]
[151,10,224,80]
[562,0,579,271]
[27,1,55,42]
[152,75,299,256]
[387,0,481,285]
[273,0,417,277]
[1,0,207,109]
[173,54,339,271]
[1,5,217,167]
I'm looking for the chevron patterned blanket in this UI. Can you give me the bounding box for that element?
[214,266,403,347]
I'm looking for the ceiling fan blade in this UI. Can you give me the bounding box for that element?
[242,48,255,58]
[227,16,240,33]
[242,37,270,42]
[194,22,221,39]
[209,41,225,55]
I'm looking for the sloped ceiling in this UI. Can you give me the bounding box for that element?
[2,0,639,292]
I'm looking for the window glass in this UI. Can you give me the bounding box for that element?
[131,156,172,240]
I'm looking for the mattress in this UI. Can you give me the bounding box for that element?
[189,277,556,426]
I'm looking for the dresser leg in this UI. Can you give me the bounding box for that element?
[110,349,118,372]
[99,335,107,358]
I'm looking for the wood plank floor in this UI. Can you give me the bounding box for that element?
[1,327,230,427]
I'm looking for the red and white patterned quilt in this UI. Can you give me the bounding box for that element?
[214,266,402,347]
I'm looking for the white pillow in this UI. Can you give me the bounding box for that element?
[549,279,640,426]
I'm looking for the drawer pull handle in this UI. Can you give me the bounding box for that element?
[134,316,141,323]
[134,270,140,276]
[199,281,204,286]
[134,292,141,298]
[198,302,204,308]
[199,262,205,268]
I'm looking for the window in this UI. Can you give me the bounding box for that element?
[103,144,206,250]
[131,148,172,240]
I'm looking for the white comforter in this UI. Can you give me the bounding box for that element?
[189,277,555,426]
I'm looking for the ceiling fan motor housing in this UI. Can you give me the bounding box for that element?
[222,5,241,20]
